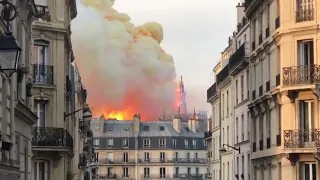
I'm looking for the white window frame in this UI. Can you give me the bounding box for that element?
[123,167,128,177]
[184,139,188,148]
[33,160,49,180]
[172,139,177,147]
[107,139,113,147]
[159,138,166,148]
[300,162,316,180]
[34,100,47,127]
[144,167,150,178]
[94,139,99,147]
[143,139,150,148]
[122,138,129,148]
[160,167,166,178]
[123,152,128,162]
[192,139,197,149]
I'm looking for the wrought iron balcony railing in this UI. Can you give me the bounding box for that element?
[31,127,73,150]
[284,129,320,148]
[98,158,135,164]
[140,174,167,179]
[138,158,207,164]
[207,83,217,102]
[216,65,229,85]
[35,5,50,21]
[283,65,320,86]
[204,131,212,139]
[229,42,250,72]
[174,174,204,179]
[93,174,117,179]
[33,64,54,84]
[296,8,314,22]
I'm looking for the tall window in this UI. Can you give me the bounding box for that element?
[252,19,256,43]
[227,91,229,115]
[236,157,239,174]
[159,138,166,148]
[123,152,128,162]
[240,75,244,101]
[122,138,129,148]
[259,13,263,34]
[236,117,239,143]
[144,152,150,161]
[235,80,238,104]
[107,139,113,147]
[241,114,244,141]
[246,69,249,98]
[184,139,189,148]
[266,5,270,27]
[34,100,47,127]
[33,160,49,180]
[227,126,229,149]
[222,94,225,117]
[160,152,165,161]
[267,54,271,81]
[192,139,197,149]
[253,65,257,91]
[260,61,263,86]
[259,116,263,140]
[160,167,166,178]
[172,139,177,147]
[143,139,150,148]
[144,168,150,178]
[300,162,316,180]
[33,40,49,65]
[267,112,271,138]
[123,167,128,177]
[298,40,314,69]
[247,111,250,140]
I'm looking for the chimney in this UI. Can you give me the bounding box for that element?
[188,108,199,133]
[173,118,181,133]
[99,114,105,134]
[133,113,141,133]
[236,2,245,25]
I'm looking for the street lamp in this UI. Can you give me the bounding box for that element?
[219,144,240,153]
[0,0,22,77]
[64,106,92,121]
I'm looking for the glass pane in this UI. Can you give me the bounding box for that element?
[0,50,16,70]
[39,162,45,180]
[312,164,316,180]
[305,164,310,180]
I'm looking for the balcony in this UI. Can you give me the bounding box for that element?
[33,64,54,84]
[229,42,250,76]
[207,83,217,102]
[283,65,320,86]
[284,129,320,148]
[138,158,207,164]
[204,131,212,140]
[93,174,117,180]
[98,158,135,164]
[78,153,87,169]
[141,175,167,179]
[296,8,314,23]
[216,65,229,86]
[35,5,50,21]
[174,174,204,179]
[31,127,73,153]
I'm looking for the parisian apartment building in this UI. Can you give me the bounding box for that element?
[89,114,208,180]
[206,0,320,180]
[30,1,94,180]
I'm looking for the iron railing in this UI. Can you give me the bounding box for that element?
[138,158,207,164]
[204,131,212,139]
[173,174,204,179]
[93,174,117,179]
[33,64,54,84]
[229,42,250,71]
[283,65,320,86]
[35,5,50,21]
[207,83,217,101]
[296,8,314,22]
[31,127,73,150]
[216,65,229,85]
[284,129,320,148]
[98,158,135,164]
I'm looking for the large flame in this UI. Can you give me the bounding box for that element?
[71,0,177,120]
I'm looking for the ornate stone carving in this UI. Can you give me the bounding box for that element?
[253,106,259,117]
[267,98,276,110]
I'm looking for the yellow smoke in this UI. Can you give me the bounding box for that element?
[71,0,177,120]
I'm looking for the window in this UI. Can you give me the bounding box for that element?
[296,0,314,22]
[108,127,113,131]
[160,167,166,178]
[227,126,229,149]
[246,69,249,98]
[186,152,190,160]
[123,167,128,177]
[123,152,128,162]
[248,154,251,179]
[241,114,244,141]
[33,40,49,65]
[160,152,165,161]
[242,155,245,175]
[187,167,191,175]
[252,19,256,43]
[253,65,257,91]
[172,139,177,147]
[122,138,129,148]
[227,162,230,180]
[144,168,150,178]
[195,152,198,160]
[34,100,48,127]
[143,126,149,131]
[212,106,215,128]
[226,91,229,115]
[192,139,197,148]
[33,160,49,180]
[184,139,189,148]
[259,115,263,140]
[174,152,178,160]
[175,167,179,176]
[107,167,113,176]
[267,112,271,138]
[222,94,224,117]
[144,152,150,161]
[235,79,238,104]
[204,140,207,148]
[159,126,165,131]
[253,118,257,142]
[259,13,263,33]
[159,138,166,148]
[267,54,270,81]
[247,111,250,140]
[143,139,150,148]
[107,139,113,147]
[298,40,314,68]
[236,157,239,174]
[300,162,316,180]
[94,153,99,162]
[260,61,263,86]
[299,100,315,134]
[266,5,270,26]
[107,152,113,162]
[240,75,244,101]
[236,117,239,143]
[93,139,99,147]
[16,135,20,163]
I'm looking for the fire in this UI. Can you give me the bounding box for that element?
[105,111,125,120]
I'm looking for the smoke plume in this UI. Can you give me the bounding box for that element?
[71,0,177,120]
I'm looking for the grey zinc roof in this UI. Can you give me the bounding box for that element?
[90,118,205,138]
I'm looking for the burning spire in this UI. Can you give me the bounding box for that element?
[176,75,187,114]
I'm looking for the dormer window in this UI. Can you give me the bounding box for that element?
[124,128,129,131]
[143,126,149,131]
[108,127,113,131]
[159,126,165,131]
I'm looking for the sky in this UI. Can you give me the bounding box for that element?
[111,0,240,113]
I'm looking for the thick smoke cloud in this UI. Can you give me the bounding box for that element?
[71,0,177,120]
